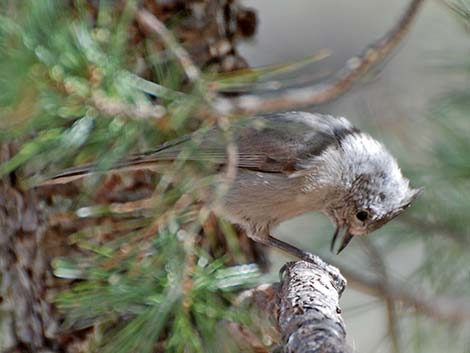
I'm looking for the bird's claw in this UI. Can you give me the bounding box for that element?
[300,253,347,295]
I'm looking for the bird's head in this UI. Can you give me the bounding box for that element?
[326,175,422,254]
[318,132,423,253]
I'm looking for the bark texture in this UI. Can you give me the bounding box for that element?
[0,144,59,352]
[277,261,351,353]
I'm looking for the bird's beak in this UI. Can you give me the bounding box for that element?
[330,226,355,254]
[336,231,354,255]
[330,226,341,253]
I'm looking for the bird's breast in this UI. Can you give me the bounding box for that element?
[218,170,327,226]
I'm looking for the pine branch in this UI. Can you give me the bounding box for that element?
[136,9,202,84]
[276,261,351,353]
[335,261,470,323]
[0,143,59,351]
[212,0,425,115]
[242,261,352,353]
[90,90,166,120]
[238,261,351,353]
[360,238,400,353]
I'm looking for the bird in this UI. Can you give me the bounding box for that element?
[43,111,422,264]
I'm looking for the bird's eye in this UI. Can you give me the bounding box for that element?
[356,211,369,222]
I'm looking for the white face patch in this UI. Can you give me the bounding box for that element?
[301,132,415,219]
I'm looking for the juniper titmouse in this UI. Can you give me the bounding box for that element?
[45,112,422,269]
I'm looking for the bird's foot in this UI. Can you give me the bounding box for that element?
[300,252,347,295]
[266,235,346,295]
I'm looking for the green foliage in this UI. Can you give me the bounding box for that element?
[54,221,259,353]
[441,0,470,27]
[0,0,202,181]
[3,0,470,352]
[375,1,470,351]
[207,49,330,92]
[0,1,264,352]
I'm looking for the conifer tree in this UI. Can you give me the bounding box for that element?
[1,1,469,353]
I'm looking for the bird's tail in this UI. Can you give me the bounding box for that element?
[41,163,97,185]
[41,135,194,185]
[40,157,165,186]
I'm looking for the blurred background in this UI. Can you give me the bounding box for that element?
[239,1,470,352]
[0,1,469,353]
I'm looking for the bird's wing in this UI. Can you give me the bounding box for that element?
[130,112,356,172]
[43,112,356,184]
[233,112,356,173]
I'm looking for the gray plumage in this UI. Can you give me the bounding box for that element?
[44,111,422,254]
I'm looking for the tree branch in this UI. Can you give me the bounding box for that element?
[240,256,470,353]
[213,0,425,115]
[359,238,400,353]
[90,90,166,120]
[275,261,352,353]
[335,261,470,323]
[136,9,202,83]
[0,144,59,351]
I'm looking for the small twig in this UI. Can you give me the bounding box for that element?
[333,260,470,323]
[136,9,202,83]
[226,321,272,353]
[213,116,239,206]
[360,238,400,353]
[90,90,166,119]
[126,72,186,100]
[400,216,470,247]
[212,0,425,115]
